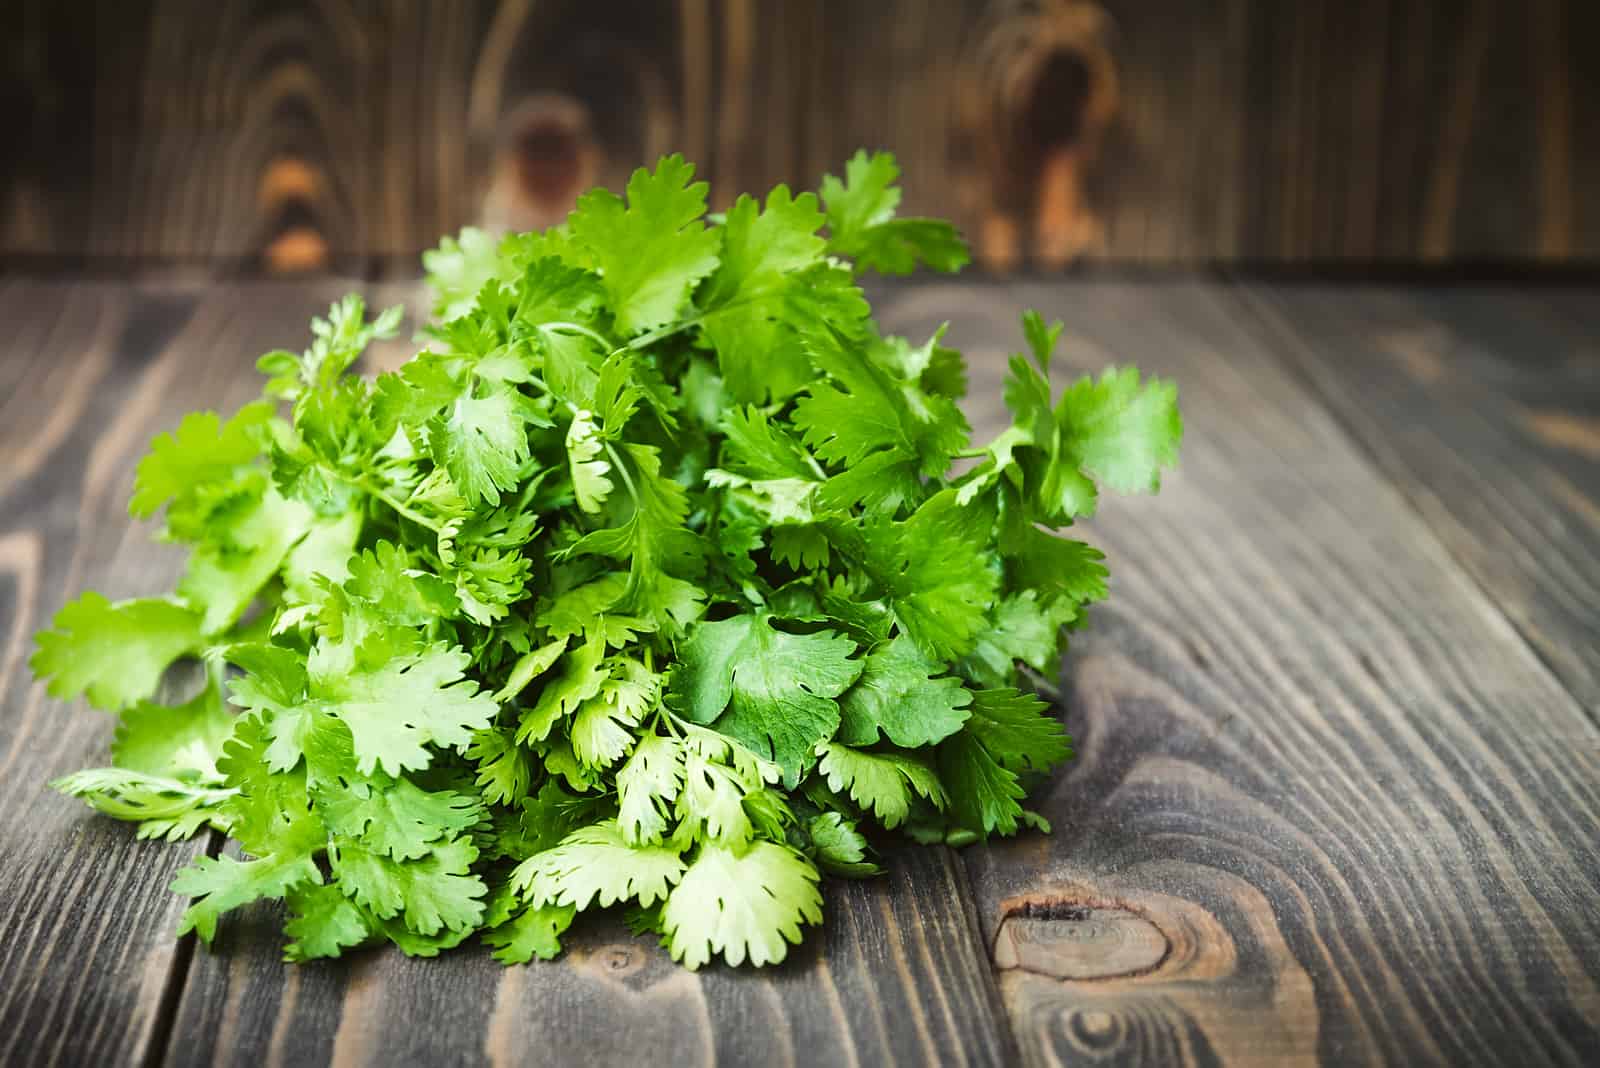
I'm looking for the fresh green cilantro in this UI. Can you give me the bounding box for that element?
[672,613,861,786]
[661,841,823,968]
[32,593,205,711]
[32,152,1179,969]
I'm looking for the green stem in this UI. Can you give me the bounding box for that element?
[355,475,444,533]
[602,440,640,503]
[544,321,613,348]
[614,317,704,356]
[656,707,684,739]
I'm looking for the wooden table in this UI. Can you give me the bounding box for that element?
[1,278,1596,1067]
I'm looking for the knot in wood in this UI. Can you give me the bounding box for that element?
[1064,1007,1123,1052]
[993,906,1168,980]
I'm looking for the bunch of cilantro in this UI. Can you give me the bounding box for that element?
[31,152,1179,969]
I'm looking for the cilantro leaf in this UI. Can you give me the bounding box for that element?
[51,767,233,841]
[1056,367,1183,495]
[673,614,862,786]
[937,731,1025,837]
[429,381,538,506]
[284,882,374,961]
[565,409,614,514]
[316,776,482,860]
[422,227,504,320]
[617,734,684,845]
[484,902,576,964]
[821,151,970,275]
[836,635,971,748]
[174,849,323,944]
[179,487,312,634]
[568,155,721,336]
[511,821,687,910]
[662,841,823,968]
[699,186,829,402]
[807,812,881,877]
[332,836,487,935]
[965,688,1073,774]
[130,401,274,518]
[815,742,946,829]
[861,492,998,662]
[322,644,500,776]
[32,593,205,711]
[112,680,234,779]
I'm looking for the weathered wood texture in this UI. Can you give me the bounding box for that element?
[3,0,1597,272]
[0,281,379,1066]
[166,845,1014,1068]
[5,278,1600,1066]
[876,282,1600,1066]
[1237,285,1600,711]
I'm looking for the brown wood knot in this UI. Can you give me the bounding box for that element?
[257,158,329,273]
[994,900,1168,981]
[581,942,646,979]
[959,0,1118,269]
[1063,1008,1124,1052]
[482,94,601,234]
[263,226,329,274]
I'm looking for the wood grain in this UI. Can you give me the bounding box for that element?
[0,280,373,1066]
[4,0,1599,270]
[0,282,202,1068]
[167,846,1015,1068]
[9,276,1600,1065]
[877,281,1600,1066]
[1236,285,1600,712]
[0,284,212,1062]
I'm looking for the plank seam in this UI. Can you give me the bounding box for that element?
[140,829,223,1068]
[942,846,1027,1065]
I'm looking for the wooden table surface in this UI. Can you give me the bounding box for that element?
[1,277,1596,1067]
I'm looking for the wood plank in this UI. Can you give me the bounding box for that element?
[0,280,369,1066]
[876,281,1600,1066]
[166,846,1013,1067]
[0,284,219,1060]
[1236,284,1600,710]
[0,281,204,1067]
[6,0,1600,269]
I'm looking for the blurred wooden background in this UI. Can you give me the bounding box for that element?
[3,0,1597,274]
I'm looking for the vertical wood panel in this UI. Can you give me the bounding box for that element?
[2,0,1597,270]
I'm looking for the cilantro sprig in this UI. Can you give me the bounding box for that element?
[31,152,1180,968]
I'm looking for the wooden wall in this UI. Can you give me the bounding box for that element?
[3,0,1596,273]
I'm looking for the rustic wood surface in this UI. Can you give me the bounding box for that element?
[4,0,1598,271]
[1236,284,1600,709]
[1,278,1598,1067]
[167,844,1013,1068]
[877,282,1600,1066]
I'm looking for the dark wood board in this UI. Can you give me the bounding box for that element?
[0,280,386,1066]
[7,276,1600,1066]
[165,845,1014,1068]
[0,281,208,1067]
[1235,285,1600,713]
[874,281,1600,1066]
[0,281,307,1064]
[3,0,1597,270]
